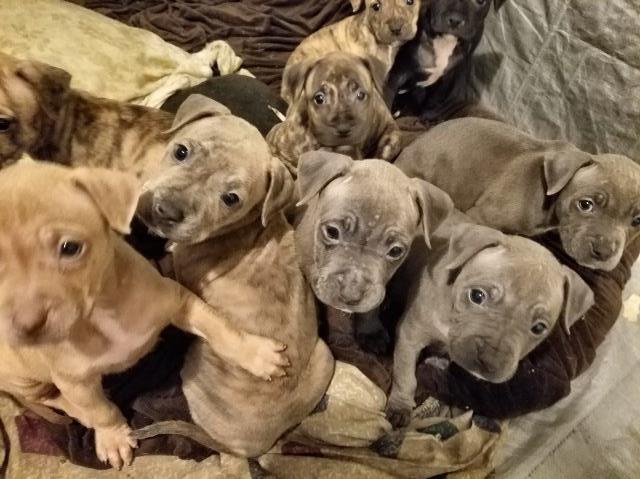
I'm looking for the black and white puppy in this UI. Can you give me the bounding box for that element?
[386,0,506,121]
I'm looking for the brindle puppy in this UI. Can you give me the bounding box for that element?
[0,52,171,178]
[284,0,421,103]
[267,52,402,173]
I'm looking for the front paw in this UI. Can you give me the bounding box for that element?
[385,403,412,429]
[94,423,137,470]
[356,327,391,355]
[239,334,290,381]
[377,129,402,161]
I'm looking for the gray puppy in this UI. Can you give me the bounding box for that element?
[385,212,594,428]
[395,117,640,271]
[294,150,452,347]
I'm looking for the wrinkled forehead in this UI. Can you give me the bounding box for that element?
[571,156,640,204]
[307,58,371,91]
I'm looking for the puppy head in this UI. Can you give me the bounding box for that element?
[283,52,387,148]
[0,53,71,165]
[352,0,420,45]
[425,0,496,41]
[545,151,640,271]
[297,150,452,313]
[444,225,594,383]
[138,95,293,244]
[0,161,139,346]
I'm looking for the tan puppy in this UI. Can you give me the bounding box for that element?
[267,52,402,172]
[396,117,640,271]
[0,52,171,176]
[133,95,334,456]
[284,0,421,102]
[0,161,288,469]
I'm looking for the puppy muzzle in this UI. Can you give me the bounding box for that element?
[450,336,519,384]
[312,269,385,313]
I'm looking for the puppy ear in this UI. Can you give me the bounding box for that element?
[350,0,365,12]
[15,60,71,118]
[261,157,295,227]
[359,56,387,94]
[281,60,314,104]
[71,168,140,235]
[166,94,231,134]
[560,267,594,334]
[410,179,454,249]
[494,0,508,11]
[296,150,354,206]
[444,223,504,272]
[543,151,593,196]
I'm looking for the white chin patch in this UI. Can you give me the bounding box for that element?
[417,33,458,88]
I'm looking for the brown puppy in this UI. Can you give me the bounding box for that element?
[0,52,171,176]
[133,95,334,457]
[267,52,402,172]
[284,0,421,102]
[0,161,288,469]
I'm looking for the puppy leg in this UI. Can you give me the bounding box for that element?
[385,318,424,428]
[374,118,403,162]
[174,290,290,380]
[354,308,391,355]
[47,375,136,469]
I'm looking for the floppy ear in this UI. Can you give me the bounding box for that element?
[560,266,594,334]
[296,150,354,206]
[410,179,454,249]
[261,157,295,226]
[494,0,508,11]
[71,168,140,235]
[359,56,387,94]
[543,151,593,196]
[281,60,314,105]
[15,60,71,117]
[350,0,365,12]
[444,223,505,272]
[166,94,231,134]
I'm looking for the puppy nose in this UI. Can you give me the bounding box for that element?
[590,236,617,261]
[447,13,465,29]
[153,200,185,224]
[14,304,48,336]
[388,20,403,36]
[338,271,370,305]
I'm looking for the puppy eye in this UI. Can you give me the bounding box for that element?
[371,1,381,11]
[0,117,13,132]
[406,0,414,5]
[632,216,640,227]
[59,240,84,258]
[386,244,406,260]
[322,224,341,243]
[356,90,367,101]
[530,321,549,336]
[468,288,487,305]
[577,198,594,212]
[313,93,326,105]
[221,192,240,207]
[476,0,487,5]
[174,144,189,162]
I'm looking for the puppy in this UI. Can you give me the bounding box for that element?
[0,52,171,175]
[385,212,594,428]
[267,52,402,172]
[294,150,453,350]
[283,0,421,103]
[0,161,289,469]
[133,95,334,457]
[395,117,640,271]
[387,0,505,120]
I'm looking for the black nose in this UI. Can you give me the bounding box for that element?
[390,27,402,35]
[153,200,185,224]
[590,236,616,261]
[388,20,403,35]
[336,126,352,137]
[447,13,465,29]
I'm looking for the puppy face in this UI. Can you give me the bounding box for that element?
[0,54,71,165]
[355,0,421,44]
[297,152,452,313]
[0,162,138,346]
[426,0,492,40]
[138,95,293,243]
[446,232,593,383]
[284,53,387,149]
[551,154,640,271]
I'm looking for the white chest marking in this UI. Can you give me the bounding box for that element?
[416,34,458,88]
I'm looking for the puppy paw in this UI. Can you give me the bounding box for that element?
[377,130,402,162]
[239,334,290,381]
[385,404,412,429]
[355,328,391,355]
[94,423,137,470]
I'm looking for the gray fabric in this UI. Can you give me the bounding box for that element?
[471,0,640,160]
